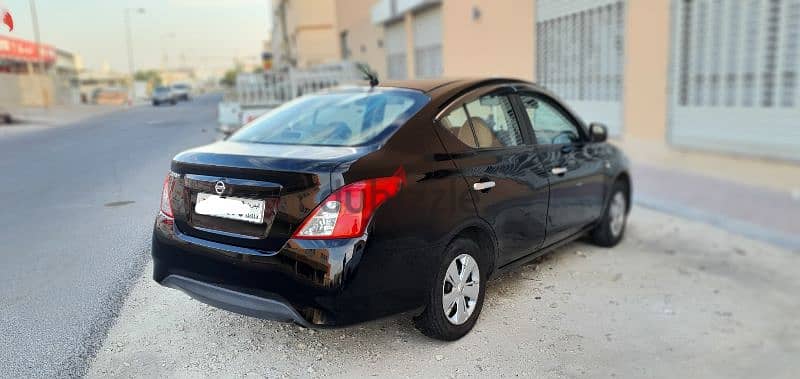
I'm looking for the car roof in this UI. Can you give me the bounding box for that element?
[377,78,466,93]
[376,78,545,98]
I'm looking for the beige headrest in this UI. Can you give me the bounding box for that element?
[457,121,476,146]
[463,117,500,147]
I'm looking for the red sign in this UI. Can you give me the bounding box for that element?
[0,35,55,63]
[1,8,12,31]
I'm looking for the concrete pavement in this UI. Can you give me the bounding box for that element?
[612,138,800,251]
[0,103,137,139]
[87,207,800,378]
[0,95,218,377]
[633,162,800,250]
[613,137,800,193]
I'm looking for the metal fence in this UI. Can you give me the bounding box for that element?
[535,0,626,136]
[227,62,362,107]
[668,0,800,161]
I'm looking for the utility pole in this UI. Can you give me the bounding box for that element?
[28,0,47,107]
[124,8,145,105]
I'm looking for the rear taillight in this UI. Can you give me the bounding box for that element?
[293,168,405,239]
[160,174,174,218]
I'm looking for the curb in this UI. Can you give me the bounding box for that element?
[635,194,800,251]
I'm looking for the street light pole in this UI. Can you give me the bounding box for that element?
[28,0,48,107]
[161,32,176,71]
[124,8,145,105]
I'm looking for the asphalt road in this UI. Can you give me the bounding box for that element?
[0,95,219,377]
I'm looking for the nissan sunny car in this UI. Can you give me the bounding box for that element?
[152,78,631,340]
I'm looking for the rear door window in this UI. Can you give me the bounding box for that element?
[231,89,429,147]
[439,106,478,148]
[464,94,524,148]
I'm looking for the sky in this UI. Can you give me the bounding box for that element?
[1,0,272,73]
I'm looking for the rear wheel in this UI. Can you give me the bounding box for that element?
[591,180,629,247]
[2,114,11,124]
[413,238,486,341]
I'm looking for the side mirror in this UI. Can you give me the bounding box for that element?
[589,123,608,143]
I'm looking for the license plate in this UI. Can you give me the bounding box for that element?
[195,193,265,224]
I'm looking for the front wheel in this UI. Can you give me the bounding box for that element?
[591,180,629,247]
[413,238,486,341]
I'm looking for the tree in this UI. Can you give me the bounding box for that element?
[220,63,245,87]
[220,69,238,87]
[134,70,162,86]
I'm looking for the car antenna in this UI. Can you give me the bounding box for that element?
[357,63,379,88]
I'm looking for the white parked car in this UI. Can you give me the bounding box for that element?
[170,83,191,101]
[152,86,177,106]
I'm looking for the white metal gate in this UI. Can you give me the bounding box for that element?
[669,0,800,160]
[385,21,407,80]
[413,6,443,79]
[536,0,626,136]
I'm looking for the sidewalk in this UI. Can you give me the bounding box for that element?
[0,103,140,139]
[4,104,131,127]
[613,138,800,250]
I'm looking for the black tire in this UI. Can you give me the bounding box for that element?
[153,101,159,106]
[2,114,11,124]
[413,237,487,341]
[591,180,629,247]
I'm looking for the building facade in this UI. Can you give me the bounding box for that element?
[0,35,80,107]
[271,0,341,69]
[0,35,56,107]
[362,0,799,161]
[275,0,799,161]
[335,0,387,79]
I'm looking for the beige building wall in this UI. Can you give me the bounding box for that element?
[294,27,340,68]
[622,0,671,141]
[404,13,416,79]
[442,0,536,81]
[275,0,340,68]
[0,74,54,107]
[335,0,387,78]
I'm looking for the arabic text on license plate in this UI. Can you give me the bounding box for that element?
[195,193,265,224]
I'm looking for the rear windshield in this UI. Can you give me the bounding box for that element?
[154,87,169,93]
[230,88,429,147]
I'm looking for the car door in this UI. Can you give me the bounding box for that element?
[516,91,605,245]
[435,86,550,265]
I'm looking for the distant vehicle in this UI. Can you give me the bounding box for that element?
[152,86,177,106]
[1,107,11,124]
[153,78,632,341]
[170,83,191,101]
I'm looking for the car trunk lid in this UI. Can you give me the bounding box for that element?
[169,141,370,252]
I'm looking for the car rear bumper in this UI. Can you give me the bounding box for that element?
[152,213,437,327]
[161,274,312,327]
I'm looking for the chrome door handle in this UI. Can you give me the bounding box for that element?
[473,181,496,191]
[551,167,568,175]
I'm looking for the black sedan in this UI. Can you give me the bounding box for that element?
[152,78,631,340]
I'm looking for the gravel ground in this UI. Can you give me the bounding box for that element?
[87,207,800,378]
